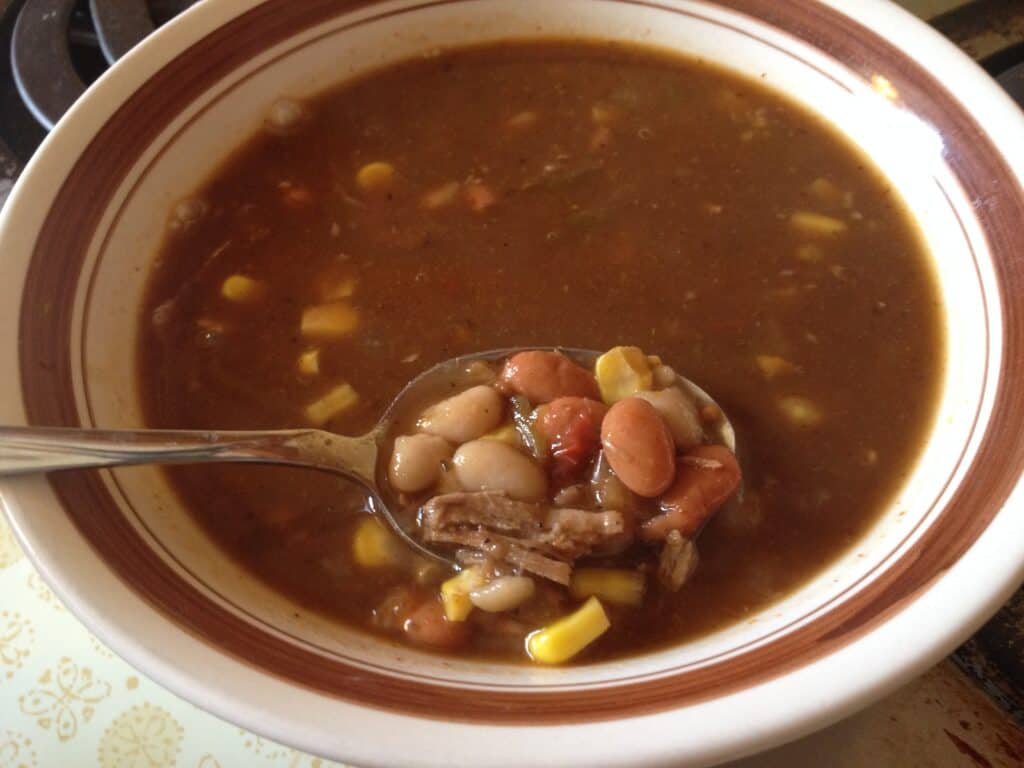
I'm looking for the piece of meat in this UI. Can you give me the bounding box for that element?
[658,530,699,591]
[419,491,628,584]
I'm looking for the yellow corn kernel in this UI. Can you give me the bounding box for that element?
[755,355,798,380]
[595,346,654,404]
[789,211,848,237]
[506,110,538,129]
[796,243,825,263]
[421,181,461,210]
[527,596,610,664]
[221,274,266,303]
[440,568,485,622]
[481,422,522,448]
[570,568,645,607]
[351,517,403,568]
[778,395,823,428]
[807,177,844,207]
[321,276,357,301]
[591,104,614,125]
[297,348,320,376]
[304,382,359,425]
[355,161,395,192]
[301,302,359,338]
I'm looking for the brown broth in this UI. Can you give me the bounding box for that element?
[138,41,944,662]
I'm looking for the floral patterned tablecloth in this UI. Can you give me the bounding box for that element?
[0,514,344,768]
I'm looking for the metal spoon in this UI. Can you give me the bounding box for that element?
[0,347,735,564]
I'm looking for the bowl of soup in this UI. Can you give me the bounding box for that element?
[2,0,1023,766]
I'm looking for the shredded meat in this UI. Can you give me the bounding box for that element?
[419,491,628,584]
[658,530,699,591]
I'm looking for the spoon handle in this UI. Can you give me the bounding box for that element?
[0,425,377,483]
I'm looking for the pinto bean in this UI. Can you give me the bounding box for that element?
[635,387,703,450]
[452,439,547,501]
[641,445,742,541]
[388,434,453,493]
[402,595,470,649]
[417,385,504,443]
[498,351,599,404]
[600,397,675,497]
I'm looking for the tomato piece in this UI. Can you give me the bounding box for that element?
[536,397,608,484]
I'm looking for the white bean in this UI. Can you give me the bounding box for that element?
[417,385,504,444]
[635,387,703,450]
[452,440,547,501]
[388,434,453,493]
[469,576,535,612]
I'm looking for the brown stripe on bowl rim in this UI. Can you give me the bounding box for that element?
[16,0,1024,722]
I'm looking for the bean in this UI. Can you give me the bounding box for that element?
[469,576,536,612]
[417,385,504,444]
[600,397,675,497]
[641,445,742,541]
[499,351,599,404]
[388,434,453,493]
[635,387,703,450]
[402,596,469,649]
[452,440,547,501]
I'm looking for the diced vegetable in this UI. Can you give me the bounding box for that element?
[464,181,497,211]
[526,596,610,664]
[320,276,357,301]
[352,517,404,568]
[506,111,538,129]
[595,346,653,403]
[535,397,607,484]
[806,177,844,207]
[356,161,395,192]
[220,274,266,303]
[778,395,823,427]
[304,382,359,425]
[481,422,522,447]
[301,302,360,338]
[421,181,461,210]
[755,355,798,379]
[796,243,825,263]
[440,567,485,622]
[297,348,320,376]
[570,568,645,606]
[790,211,847,237]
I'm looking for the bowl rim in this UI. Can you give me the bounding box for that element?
[2,0,1024,765]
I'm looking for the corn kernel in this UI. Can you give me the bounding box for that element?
[321,276,357,301]
[481,422,522,448]
[595,346,654,404]
[591,104,614,125]
[304,382,359,425]
[807,177,844,207]
[297,349,320,376]
[351,517,403,568]
[778,395,823,428]
[221,274,266,303]
[526,596,610,664]
[796,243,825,263]
[790,211,847,237]
[755,355,798,380]
[301,302,359,338]
[506,111,538,129]
[421,181,461,210]
[355,161,395,192]
[570,568,645,607]
[440,567,485,622]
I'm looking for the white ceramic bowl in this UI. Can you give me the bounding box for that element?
[2,1,1024,766]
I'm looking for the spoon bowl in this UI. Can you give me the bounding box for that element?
[0,346,735,566]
